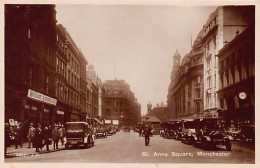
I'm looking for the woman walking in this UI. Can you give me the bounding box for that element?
[42,126,51,151]
[33,123,43,152]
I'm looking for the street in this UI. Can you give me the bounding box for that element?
[5,130,254,163]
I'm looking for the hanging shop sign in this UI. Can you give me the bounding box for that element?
[104,119,111,124]
[112,120,119,125]
[27,89,57,106]
[57,110,64,115]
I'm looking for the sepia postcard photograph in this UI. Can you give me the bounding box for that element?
[1,0,259,168]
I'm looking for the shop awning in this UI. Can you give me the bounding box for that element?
[94,118,103,125]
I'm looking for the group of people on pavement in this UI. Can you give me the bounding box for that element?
[5,122,66,156]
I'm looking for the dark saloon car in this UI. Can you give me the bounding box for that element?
[190,118,231,151]
[95,128,107,139]
[64,122,95,149]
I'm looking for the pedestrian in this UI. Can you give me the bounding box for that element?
[59,125,65,145]
[144,126,151,146]
[33,123,43,152]
[27,123,36,148]
[139,128,142,137]
[14,123,23,149]
[42,126,51,151]
[5,123,11,157]
[52,125,60,149]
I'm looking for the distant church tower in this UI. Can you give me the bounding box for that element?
[147,102,152,115]
[173,49,181,68]
[170,49,181,78]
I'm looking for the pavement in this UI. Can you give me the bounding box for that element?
[5,141,65,158]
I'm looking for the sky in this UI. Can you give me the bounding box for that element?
[55,4,217,115]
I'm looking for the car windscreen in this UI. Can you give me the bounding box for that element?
[184,121,196,129]
[65,123,86,138]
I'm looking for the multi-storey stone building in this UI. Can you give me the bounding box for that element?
[202,6,254,118]
[217,25,255,126]
[55,24,69,124]
[5,5,57,128]
[86,65,100,118]
[66,31,88,121]
[103,79,141,126]
[167,30,204,120]
[150,103,169,122]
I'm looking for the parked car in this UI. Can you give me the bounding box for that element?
[225,127,241,141]
[180,119,196,144]
[104,126,114,136]
[64,122,95,149]
[190,118,231,151]
[95,128,107,139]
[240,124,255,143]
[123,126,130,132]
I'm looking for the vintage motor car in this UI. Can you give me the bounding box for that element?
[95,128,107,139]
[180,119,196,144]
[240,124,255,143]
[225,127,241,141]
[105,125,114,135]
[190,118,231,151]
[64,122,95,149]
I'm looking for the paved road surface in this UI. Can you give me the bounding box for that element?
[5,130,254,163]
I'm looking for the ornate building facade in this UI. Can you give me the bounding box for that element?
[167,31,204,120]
[202,6,254,118]
[217,25,255,126]
[103,80,141,126]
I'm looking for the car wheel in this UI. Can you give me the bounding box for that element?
[192,139,196,147]
[202,139,209,150]
[226,141,231,151]
[187,138,191,145]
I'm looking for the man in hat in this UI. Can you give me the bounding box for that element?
[52,124,60,149]
[27,123,36,148]
[144,125,151,146]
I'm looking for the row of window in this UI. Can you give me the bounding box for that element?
[56,57,66,78]
[27,65,50,94]
[220,61,254,89]
[204,17,217,35]
[205,92,217,108]
[68,70,80,89]
[173,97,202,114]
[68,53,80,74]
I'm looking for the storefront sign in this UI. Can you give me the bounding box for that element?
[31,106,37,111]
[44,108,50,113]
[28,89,57,106]
[112,120,119,125]
[57,110,64,115]
[104,119,111,124]
[25,105,30,109]
[9,119,14,126]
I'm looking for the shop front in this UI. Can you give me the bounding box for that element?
[25,89,57,126]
